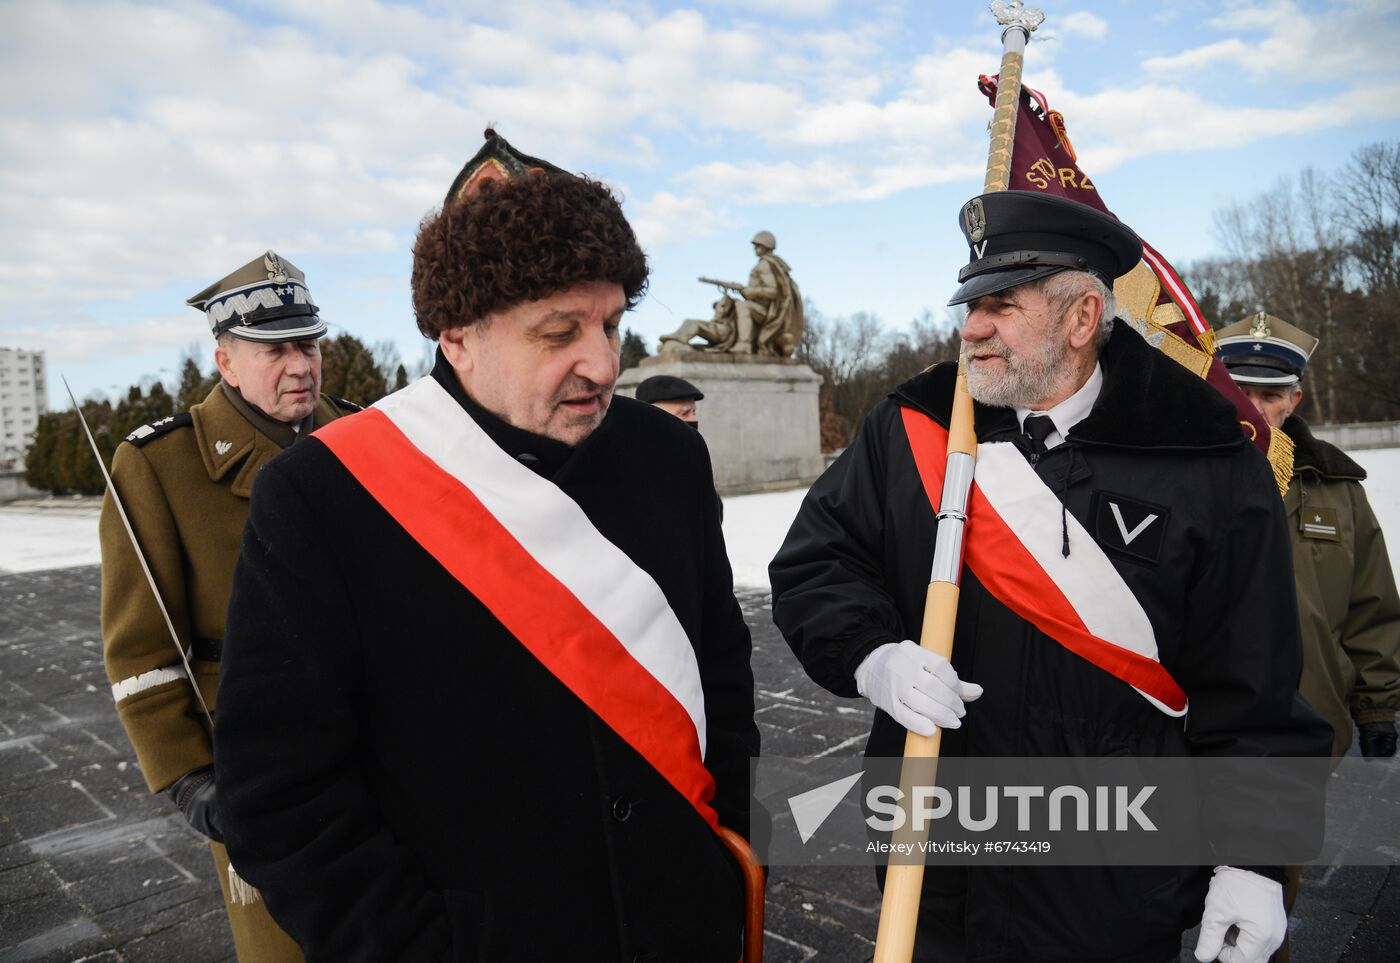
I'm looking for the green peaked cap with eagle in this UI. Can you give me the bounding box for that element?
[187,251,327,343]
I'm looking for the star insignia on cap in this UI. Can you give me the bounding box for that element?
[1252,343,1263,351]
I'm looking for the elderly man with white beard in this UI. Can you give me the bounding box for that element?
[769,190,1330,963]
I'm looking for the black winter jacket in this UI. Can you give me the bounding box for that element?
[215,361,758,962]
[771,322,1330,962]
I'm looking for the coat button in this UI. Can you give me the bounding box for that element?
[611,796,632,822]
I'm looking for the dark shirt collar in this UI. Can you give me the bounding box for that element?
[430,348,574,477]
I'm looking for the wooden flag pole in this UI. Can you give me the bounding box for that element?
[870,4,1043,961]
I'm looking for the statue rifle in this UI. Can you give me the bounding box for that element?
[870,3,1043,961]
[697,276,742,292]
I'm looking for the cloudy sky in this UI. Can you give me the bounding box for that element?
[4,0,1399,408]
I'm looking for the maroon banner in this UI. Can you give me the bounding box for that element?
[978,76,1280,469]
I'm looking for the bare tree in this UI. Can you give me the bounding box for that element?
[1213,169,1353,422]
[1338,142,1400,295]
[796,305,890,448]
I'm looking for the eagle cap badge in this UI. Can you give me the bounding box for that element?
[1249,312,1271,339]
[963,197,987,244]
[264,254,289,285]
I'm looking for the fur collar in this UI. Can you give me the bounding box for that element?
[1283,414,1365,481]
[894,320,1245,451]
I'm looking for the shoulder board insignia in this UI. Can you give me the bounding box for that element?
[330,395,364,412]
[124,412,193,447]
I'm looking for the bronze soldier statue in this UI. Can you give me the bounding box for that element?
[662,230,803,357]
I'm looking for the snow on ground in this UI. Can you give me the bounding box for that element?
[5,447,1400,586]
[0,501,101,574]
[720,487,807,590]
[0,486,810,587]
[1345,448,1400,551]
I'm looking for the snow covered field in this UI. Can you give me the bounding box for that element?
[0,501,102,575]
[6,446,1400,588]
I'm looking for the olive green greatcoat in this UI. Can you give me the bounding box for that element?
[1284,415,1400,759]
[100,383,351,962]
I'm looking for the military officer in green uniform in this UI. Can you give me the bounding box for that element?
[1217,311,1400,763]
[1218,312,1400,962]
[99,252,357,961]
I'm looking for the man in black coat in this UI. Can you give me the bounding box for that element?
[214,133,759,962]
[770,191,1330,963]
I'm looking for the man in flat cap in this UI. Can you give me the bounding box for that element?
[1218,311,1399,765]
[100,252,357,961]
[770,191,1329,963]
[637,374,704,428]
[213,132,759,961]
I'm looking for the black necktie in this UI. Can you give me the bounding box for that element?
[1023,414,1056,455]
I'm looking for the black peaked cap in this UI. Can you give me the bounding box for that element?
[948,190,1142,305]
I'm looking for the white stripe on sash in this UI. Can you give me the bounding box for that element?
[375,377,709,755]
[974,441,1184,717]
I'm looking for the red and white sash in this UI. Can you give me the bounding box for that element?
[316,377,719,831]
[901,407,1188,717]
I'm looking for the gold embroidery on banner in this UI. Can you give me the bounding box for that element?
[1266,426,1295,498]
[1195,326,1216,356]
[1022,156,1097,193]
[1114,261,1161,325]
[1114,251,1287,492]
[1115,262,1213,378]
[1152,301,1185,328]
[1154,327,1213,380]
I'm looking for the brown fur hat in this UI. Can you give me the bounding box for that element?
[411,170,648,339]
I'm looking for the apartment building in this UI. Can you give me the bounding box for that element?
[1,348,46,471]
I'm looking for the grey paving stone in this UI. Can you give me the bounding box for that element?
[0,860,58,906]
[0,916,112,963]
[117,905,237,963]
[1338,866,1400,962]
[1,571,1396,962]
[0,887,109,962]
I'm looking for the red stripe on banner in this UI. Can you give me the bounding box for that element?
[316,409,720,831]
[1142,242,1208,336]
[900,408,1187,712]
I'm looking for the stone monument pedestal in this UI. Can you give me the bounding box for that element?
[618,352,824,495]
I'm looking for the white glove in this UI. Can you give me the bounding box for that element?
[854,640,983,737]
[1193,866,1287,963]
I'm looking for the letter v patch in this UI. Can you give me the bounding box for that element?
[1092,491,1169,566]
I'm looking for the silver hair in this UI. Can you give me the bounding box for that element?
[1032,270,1117,349]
